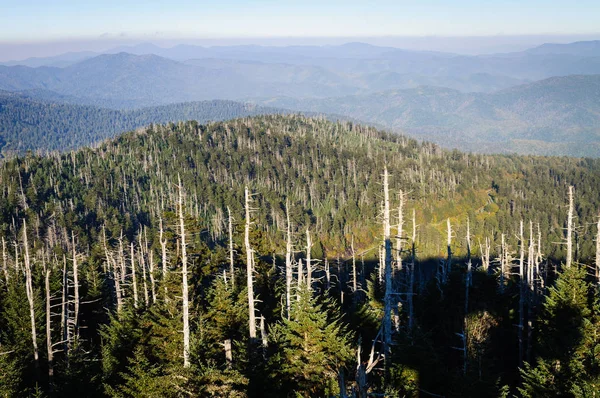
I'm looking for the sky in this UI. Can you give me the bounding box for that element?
[1,0,599,60]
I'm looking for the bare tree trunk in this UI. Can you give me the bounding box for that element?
[71,233,80,340]
[518,220,524,368]
[463,218,472,376]
[499,234,506,293]
[143,227,156,303]
[158,219,168,301]
[224,339,233,368]
[297,258,303,301]
[396,190,404,272]
[260,315,268,348]
[130,242,139,309]
[139,235,149,307]
[61,255,69,356]
[446,218,452,283]
[148,249,156,304]
[325,258,331,291]
[382,168,393,370]
[178,176,191,368]
[23,221,39,370]
[44,257,54,390]
[227,206,235,289]
[527,221,535,364]
[408,209,416,330]
[2,237,8,285]
[305,228,312,291]
[119,231,126,284]
[537,224,544,290]
[244,187,257,340]
[285,200,293,319]
[14,241,20,274]
[103,226,122,313]
[351,237,357,293]
[566,185,574,268]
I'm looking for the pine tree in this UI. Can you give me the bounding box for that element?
[270,286,354,397]
[519,264,600,397]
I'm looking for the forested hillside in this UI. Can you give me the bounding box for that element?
[0,92,285,155]
[1,115,600,397]
[261,75,600,157]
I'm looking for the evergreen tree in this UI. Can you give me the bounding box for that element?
[520,264,600,397]
[270,287,354,397]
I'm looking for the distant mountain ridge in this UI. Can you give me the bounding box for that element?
[259,75,600,157]
[1,40,600,157]
[1,40,599,108]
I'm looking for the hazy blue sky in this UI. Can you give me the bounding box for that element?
[0,0,599,61]
[2,0,599,41]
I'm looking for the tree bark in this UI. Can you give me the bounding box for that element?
[71,233,80,340]
[305,228,312,291]
[23,221,39,370]
[227,206,235,289]
[178,176,191,368]
[130,242,139,309]
[44,257,54,390]
[245,186,257,340]
[566,185,574,268]
[382,168,393,371]
[285,200,293,319]
[2,237,8,285]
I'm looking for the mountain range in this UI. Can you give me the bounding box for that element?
[0,40,600,157]
[259,75,600,157]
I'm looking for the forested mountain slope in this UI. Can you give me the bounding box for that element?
[261,75,600,157]
[0,92,286,155]
[1,115,600,397]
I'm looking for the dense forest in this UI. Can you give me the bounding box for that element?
[0,92,285,155]
[1,115,600,397]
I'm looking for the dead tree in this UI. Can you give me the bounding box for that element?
[518,220,525,367]
[306,228,313,290]
[61,255,69,356]
[480,237,491,273]
[178,176,191,368]
[462,218,472,375]
[23,221,39,370]
[103,226,122,313]
[297,258,303,301]
[499,233,509,293]
[566,186,574,268]
[396,190,404,272]
[130,242,139,309]
[351,236,358,294]
[408,209,416,331]
[138,234,149,307]
[245,186,257,340]
[72,233,80,340]
[159,218,168,300]
[118,231,126,285]
[526,221,535,363]
[382,168,393,369]
[144,228,157,304]
[44,255,54,389]
[2,237,8,285]
[227,206,235,289]
[446,218,452,283]
[285,200,293,319]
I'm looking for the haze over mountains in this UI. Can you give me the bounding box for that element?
[1,40,600,156]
